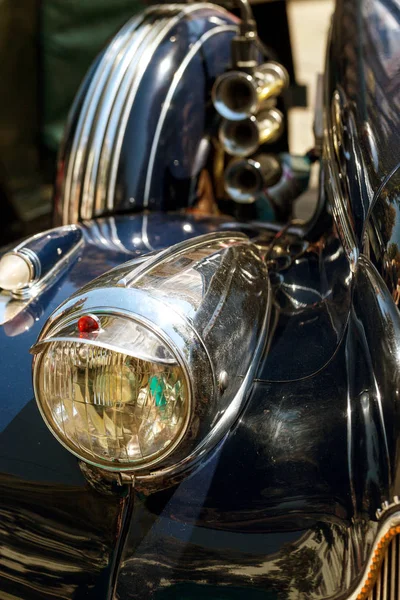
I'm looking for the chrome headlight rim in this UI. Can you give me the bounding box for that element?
[32,307,196,473]
[31,231,271,481]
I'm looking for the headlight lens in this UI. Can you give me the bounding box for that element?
[34,321,189,470]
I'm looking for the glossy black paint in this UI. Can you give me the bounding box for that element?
[326,0,400,247]
[258,233,352,381]
[119,9,235,213]
[1,209,399,598]
[53,6,238,224]
[113,231,399,599]
[0,213,233,600]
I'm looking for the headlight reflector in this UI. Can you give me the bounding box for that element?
[34,324,189,470]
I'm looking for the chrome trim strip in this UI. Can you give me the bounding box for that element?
[323,135,359,272]
[17,248,41,282]
[87,16,162,218]
[322,25,358,271]
[141,214,154,252]
[10,226,84,300]
[382,552,388,600]
[97,13,174,217]
[143,23,238,207]
[63,14,146,224]
[390,539,396,600]
[335,513,400,600]
[106,3,230,214]
[61,3,233,223]
[14,239,84,300]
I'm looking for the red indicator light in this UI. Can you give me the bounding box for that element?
[77,315,100,333]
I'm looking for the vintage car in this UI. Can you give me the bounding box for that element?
[0,0,399,598]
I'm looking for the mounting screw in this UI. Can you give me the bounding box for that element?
[218,371,228,393]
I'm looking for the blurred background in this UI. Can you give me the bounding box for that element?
[0,0,333,244]
[288,0,333,218]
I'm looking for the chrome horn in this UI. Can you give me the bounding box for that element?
[224,154,282,203]
[212,62,289,121]
[219,108,284,157]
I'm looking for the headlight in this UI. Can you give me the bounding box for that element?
[32,232,271,479]
[34,315,190,470]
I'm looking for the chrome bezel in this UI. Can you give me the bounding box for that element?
[33,307,195,473]
[32,288,216,474]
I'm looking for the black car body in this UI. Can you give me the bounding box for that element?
[0,0,400,599]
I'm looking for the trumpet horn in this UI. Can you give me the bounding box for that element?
[212,62,289,121]
[219,108,284,157]
[224,154,282,203]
